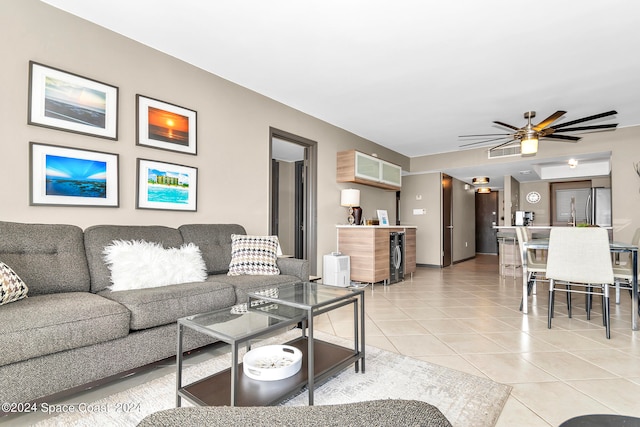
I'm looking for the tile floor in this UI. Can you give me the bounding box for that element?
[4,255,640,426]
[314,255,640,426]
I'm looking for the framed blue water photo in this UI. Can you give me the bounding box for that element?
[30,142,119,207]
[28,61,118,140]
[136,159,197,211]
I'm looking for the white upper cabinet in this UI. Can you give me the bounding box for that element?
[337,150,402,190]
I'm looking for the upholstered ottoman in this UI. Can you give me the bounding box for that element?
[137,399,452,427]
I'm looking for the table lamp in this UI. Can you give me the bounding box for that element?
[340,189,361,225]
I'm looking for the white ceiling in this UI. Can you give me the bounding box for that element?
[41,0,640,186]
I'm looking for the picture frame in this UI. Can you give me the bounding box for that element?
[30,142,119,207]
[136,95,197,155]
[28,61,118,140]
[136,158,197,211]
[377,209,389,226]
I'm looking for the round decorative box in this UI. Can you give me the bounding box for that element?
[242,345,302,381]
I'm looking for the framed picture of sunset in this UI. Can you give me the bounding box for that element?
[136,95,197,155]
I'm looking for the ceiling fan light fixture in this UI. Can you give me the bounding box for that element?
[477,187,491,194]
[472,177,490,185]
[520,134,538,156]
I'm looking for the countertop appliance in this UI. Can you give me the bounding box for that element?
[515,211,534,226]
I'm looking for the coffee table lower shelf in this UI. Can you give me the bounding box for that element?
[178,336,360,407]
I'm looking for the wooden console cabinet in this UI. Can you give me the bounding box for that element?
[337,226,416,284]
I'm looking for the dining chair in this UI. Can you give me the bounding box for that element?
[612,228,640,304]
[515,227,547,311]
[545,227,615,338]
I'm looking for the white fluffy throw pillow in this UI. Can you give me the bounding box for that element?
[103,240,207,291]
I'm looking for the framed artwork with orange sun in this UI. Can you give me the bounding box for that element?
[136,95,197,155]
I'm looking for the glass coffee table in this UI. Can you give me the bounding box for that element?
[247,282,365,405]
[176,302,306,407]
[176,282,365,407]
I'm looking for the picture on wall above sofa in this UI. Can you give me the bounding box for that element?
[30,142,119,207]
[28,61,119,140]
[136,158,197,211]
[136,95,197,155]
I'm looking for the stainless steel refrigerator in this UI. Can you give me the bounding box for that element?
[555,187,612,227]
[586,187,612,227]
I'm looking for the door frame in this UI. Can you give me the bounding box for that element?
[442,173,453,267]
[269,127,318,275]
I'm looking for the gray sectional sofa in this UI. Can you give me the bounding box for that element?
[0,221,308,405]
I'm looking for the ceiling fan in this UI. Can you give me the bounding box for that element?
[459,110,618,156]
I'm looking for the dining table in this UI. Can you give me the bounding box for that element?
[522,238,639,331]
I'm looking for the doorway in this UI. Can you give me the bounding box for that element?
[442,174,452,267]
[269,128,317,274]
[475,191,498,254]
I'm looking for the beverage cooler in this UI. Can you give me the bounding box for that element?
[389,232,405,284]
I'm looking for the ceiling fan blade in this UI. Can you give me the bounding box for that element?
[489,139,519,151]
[552,123,618,133]
[551,110,618,129]
[542,134,581,141]
[493,121,520,131]
[459,136,513,147]
[459,133,512,138]
[533,110,566,131]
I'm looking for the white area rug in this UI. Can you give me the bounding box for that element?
[35,330,511,427]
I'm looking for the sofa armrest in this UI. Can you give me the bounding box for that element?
[276,257,309,281]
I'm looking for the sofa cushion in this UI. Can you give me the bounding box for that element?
[0,292,130,366]
[211,274,301,303]
[98,279,237,330]
[137,399,453,427]
[103,240,207,291]
[0,221,90,295]
[0,261,29,305]
[84,225,185,293]
[178,224,246,274]
[228,235,280,276]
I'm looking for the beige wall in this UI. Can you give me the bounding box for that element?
[1,0,410,275]
[400,173,442,265]
[519,181,551,225]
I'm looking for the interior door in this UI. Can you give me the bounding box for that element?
[442,174,452,267]
[475,191,498,254]
[294,160,304,259]
[270,128,318,274]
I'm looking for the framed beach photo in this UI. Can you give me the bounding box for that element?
[28,61,118,140]
[377,209,389,226]
[136,95,197,155]
[136,159,197,211]
[30,142,119,207]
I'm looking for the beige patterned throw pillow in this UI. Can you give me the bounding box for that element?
[0,261,29,305]
[228,235,280,276]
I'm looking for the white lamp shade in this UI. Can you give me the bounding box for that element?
[340,189,360,207]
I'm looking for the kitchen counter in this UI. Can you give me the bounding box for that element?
[336,225,417,228]
[336,225,416,284]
